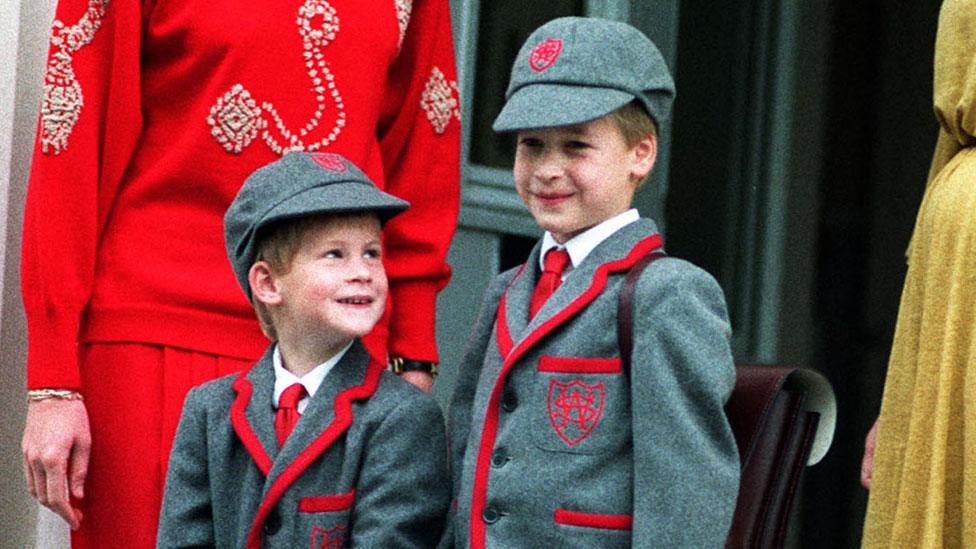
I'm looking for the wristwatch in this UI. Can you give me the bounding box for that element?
[390,357,439,378]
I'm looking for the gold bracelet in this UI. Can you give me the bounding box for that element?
[27,389,84,402]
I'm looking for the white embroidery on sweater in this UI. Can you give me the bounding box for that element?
[40,0,110,155]
[208,85,264,153]
[395,0,412,49]
[420,66,460,135]
[207,0,346,155]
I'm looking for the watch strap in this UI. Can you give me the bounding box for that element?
[390,357,439,377]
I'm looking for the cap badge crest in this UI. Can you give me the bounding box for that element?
[309,152,347,172]
[529,38,563,72]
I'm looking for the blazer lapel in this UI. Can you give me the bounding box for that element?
[243,339,383,549]
[269,341,372,474]
[502,220,663,361]
[504,242,543,344]
[231,348,278,475]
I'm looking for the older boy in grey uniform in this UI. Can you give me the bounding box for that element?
[445,17,739,548]
[158,152,448,548]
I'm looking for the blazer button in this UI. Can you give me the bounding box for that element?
[264,507,282,535]
[482,506,502,524]
[501,391,518,412]
[490,448,509,468]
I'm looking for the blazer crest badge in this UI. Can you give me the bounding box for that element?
[547,379,605,445]
[310,525,347,549]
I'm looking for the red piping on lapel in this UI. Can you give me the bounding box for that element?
[231,370,273,476]
[494,263,526,359]
[470,233,662,548]
[244,361,383,549]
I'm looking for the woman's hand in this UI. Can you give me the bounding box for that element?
[22,399,91,530]
[860,419,878,489]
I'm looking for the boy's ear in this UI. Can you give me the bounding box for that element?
[630,134,658,183]
[249,261,283,306]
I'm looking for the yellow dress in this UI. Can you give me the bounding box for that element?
[862,1,976,546]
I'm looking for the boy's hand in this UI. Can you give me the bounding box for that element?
[399,371,434,394]
[22,399,91,530]
[860,419,878,489]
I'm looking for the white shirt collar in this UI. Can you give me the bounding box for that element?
[272,341,353,413]
[539,209,640,275]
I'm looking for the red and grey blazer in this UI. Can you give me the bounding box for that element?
[444,218,740,549]
[159,340,449,549]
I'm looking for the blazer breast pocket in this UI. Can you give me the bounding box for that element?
[531,356,630,454]
[296,490,355,548]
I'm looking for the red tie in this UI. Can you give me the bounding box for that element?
[529,248,571,319]
[275,383,306,447]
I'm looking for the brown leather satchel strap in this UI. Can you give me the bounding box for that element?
[617,250,667,372]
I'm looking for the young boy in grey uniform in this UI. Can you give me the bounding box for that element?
[157,152,448,548]
[445,17,740,548]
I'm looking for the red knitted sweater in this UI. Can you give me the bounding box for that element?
[22,0,460,389]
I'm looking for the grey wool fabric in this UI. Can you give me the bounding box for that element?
[492,17,675,132]
[443,219,740,548]
[157,340,449,548]
[223,151,408,298]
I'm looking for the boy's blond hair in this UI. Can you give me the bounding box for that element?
[250,214,330,340]
[606,100,658,187]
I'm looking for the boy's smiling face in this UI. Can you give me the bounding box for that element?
[514,116,655,244]
[254,213,387,362]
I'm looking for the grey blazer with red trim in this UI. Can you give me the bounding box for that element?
[443,219,740,548]
[157,340,449,549]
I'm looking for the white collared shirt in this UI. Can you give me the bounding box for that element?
[272,341,353,414]
[538,209,640,278]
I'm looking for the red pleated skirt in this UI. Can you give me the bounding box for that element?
[71,342,255,549]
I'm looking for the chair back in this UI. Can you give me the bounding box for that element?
[724,364,835,548]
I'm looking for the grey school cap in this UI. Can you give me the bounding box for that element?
[224,151,409,298]
[493,17,675,132]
